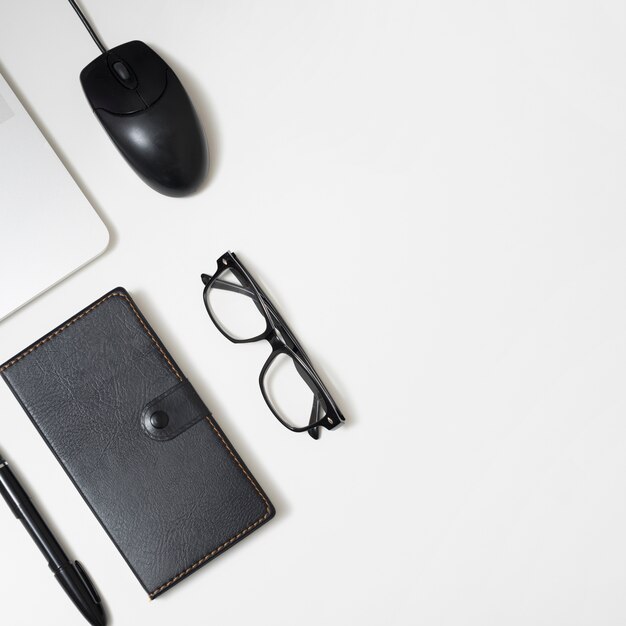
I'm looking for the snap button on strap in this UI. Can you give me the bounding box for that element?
[150,411,169,429]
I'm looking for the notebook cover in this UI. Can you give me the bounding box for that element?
[0,288,274,598]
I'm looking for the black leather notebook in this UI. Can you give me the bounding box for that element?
[0,288,274,598]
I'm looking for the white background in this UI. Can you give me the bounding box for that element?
[1,1,626,624]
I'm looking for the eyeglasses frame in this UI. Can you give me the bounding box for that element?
[201,251,345,439]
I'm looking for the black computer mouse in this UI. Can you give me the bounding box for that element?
[80,40,208,197]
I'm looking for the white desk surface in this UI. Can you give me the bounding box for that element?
[1,2,626,625]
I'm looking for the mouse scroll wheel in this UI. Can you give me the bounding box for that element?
[112,61,137,89]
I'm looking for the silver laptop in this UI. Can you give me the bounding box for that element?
[0,72,108,321]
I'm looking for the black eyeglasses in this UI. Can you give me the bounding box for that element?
[201,252,345,439]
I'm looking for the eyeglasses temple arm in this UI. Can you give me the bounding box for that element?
[308,396,321,440]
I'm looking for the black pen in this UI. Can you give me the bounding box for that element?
[0,450,106,626]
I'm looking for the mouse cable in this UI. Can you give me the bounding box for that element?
[67,0,107,54]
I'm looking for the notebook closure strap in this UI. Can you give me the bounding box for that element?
[141,379,208,441]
